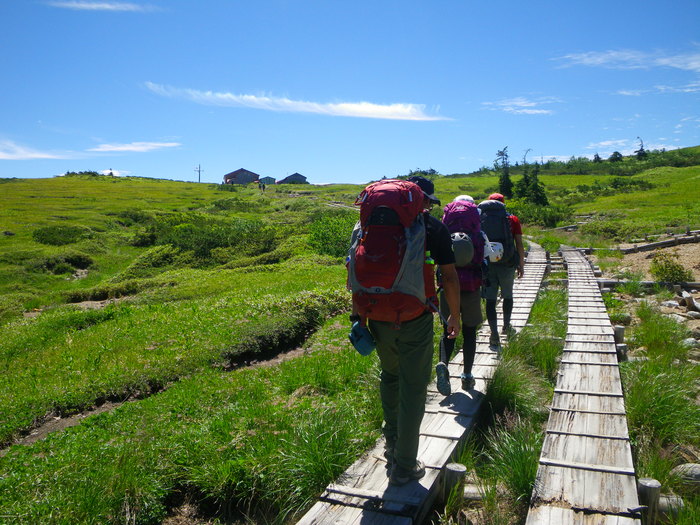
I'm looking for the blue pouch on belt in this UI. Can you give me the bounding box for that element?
[349,321,376,356]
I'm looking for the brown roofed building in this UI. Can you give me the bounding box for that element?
[223,168,260,185]
[277,172,308,184]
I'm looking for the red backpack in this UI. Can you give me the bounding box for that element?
[441,200,485,292]
[347,179,437,326]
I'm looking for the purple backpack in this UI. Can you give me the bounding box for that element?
[441,201,485,292]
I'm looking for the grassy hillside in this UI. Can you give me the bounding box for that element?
[0,150,698,523]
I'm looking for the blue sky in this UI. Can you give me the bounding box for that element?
[2,1,699,185]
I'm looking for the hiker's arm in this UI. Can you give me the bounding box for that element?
[515,234,525,278]
[439,263,460,339]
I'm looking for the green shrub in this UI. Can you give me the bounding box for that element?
[114,244,184,280]
[27,251,94,274]
[32,225,92,246]
[506,202,571,227]
[115,209,153,226]
[157,214,275,257]
[616,271,646,296]
[579,219,646,241]
[63,278,167,303]
[650,251,693,283]
[308,212,357,258]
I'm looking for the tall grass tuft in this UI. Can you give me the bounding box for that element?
[482,413,543,504]
[630,301,690,361]
[503,331,561,382]
[621,360,700,449]
[483,357,551,425]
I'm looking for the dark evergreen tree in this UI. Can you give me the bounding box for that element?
[495,147,513,198]
[609,151,623,162]
[527,164,549,205]
[635,137,647,160]
[593,153,602,163]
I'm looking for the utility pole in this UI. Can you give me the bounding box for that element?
[194,164,203,183]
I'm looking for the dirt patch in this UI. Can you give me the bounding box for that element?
[23,296,132,318]
[0,401,124,458]
[614,243,700,282]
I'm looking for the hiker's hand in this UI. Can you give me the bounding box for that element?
[517,265,524,278]
[446,315,460,339]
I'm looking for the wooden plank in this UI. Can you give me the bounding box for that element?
[531,464,640,514]
[549,406,627,416]
[545,430,629,441]
[547,410,630,437]
[526,506,640,524]
[324,484,422,507]
[559,360,618,366]
[541,434,635,472]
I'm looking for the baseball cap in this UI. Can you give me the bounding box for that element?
[407,176,440,204]
[488,193,505,203]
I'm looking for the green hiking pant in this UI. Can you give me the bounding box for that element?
[368,311,433,471]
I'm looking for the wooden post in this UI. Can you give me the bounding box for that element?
[616,343,628,361]
[442,462,467,505]
[638,478,661,525]
[613,325,625,344]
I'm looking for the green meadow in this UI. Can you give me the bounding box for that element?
[1,147,699,523]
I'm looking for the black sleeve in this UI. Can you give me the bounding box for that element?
[426,215,455,266]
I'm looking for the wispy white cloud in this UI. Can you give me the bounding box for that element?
[46,1,157,12]
[481,96,558,115]
[0,140,67,160]
[654,81,700,93]
[557,49,700,74]
[88,141,181,152]
[586,139,630,150]
[617,89,644,96]
[145,82,450,121]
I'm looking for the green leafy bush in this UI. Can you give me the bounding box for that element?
[115,209,153,226]
[579,219,647,241]
[131,212,276,257]
[27,251,94,274]
[32,225,92,246]
[308,212,357,258]
[506,202,571,227]
[650,251,693,283]
[114,244,185,280]
[63,278,167,303]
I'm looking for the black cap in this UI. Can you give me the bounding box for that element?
[407,176,440,204]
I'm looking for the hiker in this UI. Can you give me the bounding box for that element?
[478,193,526,348]
[435,196,487,395]
[347,175,460,486]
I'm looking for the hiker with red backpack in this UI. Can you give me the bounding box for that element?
[347,175,460,486]
[478,193,526,349]
[435,195,487,395]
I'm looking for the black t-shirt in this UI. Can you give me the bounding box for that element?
[425,214,455,266]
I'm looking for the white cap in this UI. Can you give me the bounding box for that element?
[453,195,474,203]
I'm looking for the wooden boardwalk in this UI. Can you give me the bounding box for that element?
[526,249,641,525]
[298,246,549,524]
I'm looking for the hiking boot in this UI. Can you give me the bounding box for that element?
[435,362,451,396]
[502,324,516,339]
[390,460,426,486]
[383,445,394,469]
[461,373,476,391]
[489,332,501,350]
